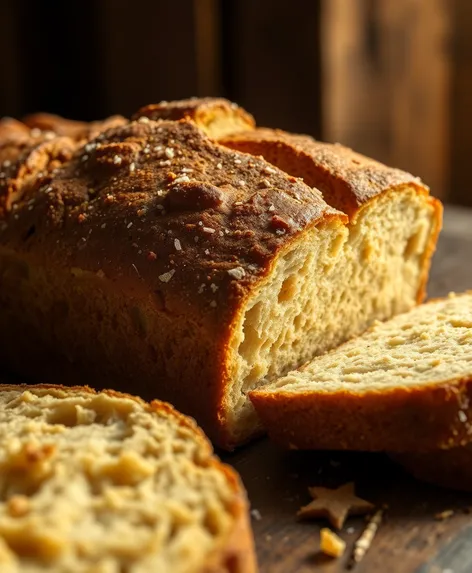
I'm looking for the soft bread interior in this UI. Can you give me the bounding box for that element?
[255,292,472,396]
[0,387,238,573]
[227,186,439,443]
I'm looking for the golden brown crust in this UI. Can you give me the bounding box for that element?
[134,98,255,138]
[0,383,257,571]
[391,446,472,492]
[0,117,340,447]
[221,128,428,217]
[22,112,127,141]
[250,376,472,452]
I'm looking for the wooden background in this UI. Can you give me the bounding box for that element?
[1,0,470,205]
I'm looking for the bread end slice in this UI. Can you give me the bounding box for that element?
[0,384,256,573]
[251,292,472,452]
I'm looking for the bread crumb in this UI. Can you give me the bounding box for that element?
[320,528,346,558]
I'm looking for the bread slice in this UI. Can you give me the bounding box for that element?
[250,292,472,452]
[0,384,255,573]
[391,447,472,492]
[0,103,441,448]
[133,98,255,139]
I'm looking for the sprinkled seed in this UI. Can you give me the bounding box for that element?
[234,201,243,206]
[210,283,218,293]
[203,227,216,234]
[173,175,190,184]
[268,204,275,211]
[113,155,122,165]
[127,222,133,229]
[174,238,182,251]
[210,301,217,308]
[81,154,89,162]
[238,180,246,186]
[158,269,175,283]
[216,162,222,169]
[205,249,210,255]
[101,223,107,229]
[194,236,199,243]
[198,284,206,294]
[228,267,246,280]
[263,166,276,175]
[181,167,193,173]
[159,160,171,167]
[137,116,150,124]
[2,160,11,168]
[234,159,242,164]
[129,162,136,173]
[261,179,271,188]
[165,147,175,159]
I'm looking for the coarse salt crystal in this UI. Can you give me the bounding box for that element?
[216,162,222,169]
[165,147,175,159]
[173,175,190,184]
[113,155,122,165]
[228,267,245,280]
[268,204,275,211]
[158,269,175,283]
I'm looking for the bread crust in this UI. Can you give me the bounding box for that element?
[134,98,255,138]
[22,112,127,141]
[0,383,257,572]
[221,128,443,305]
[0,116,340,447]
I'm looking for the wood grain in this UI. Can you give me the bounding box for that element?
[321,0,451,198]
[222,205,472,572]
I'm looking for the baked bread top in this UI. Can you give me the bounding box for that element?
[251,292,472,452]
[221,128,428,219]
[0,117,341,329]
[22,113,127,142]
[134,98,255,139]
[0,384,255,573]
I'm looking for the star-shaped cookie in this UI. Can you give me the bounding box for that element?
[297,482,374,529]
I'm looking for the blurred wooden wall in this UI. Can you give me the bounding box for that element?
[1,0,471,205]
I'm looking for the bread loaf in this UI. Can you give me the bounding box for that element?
[250,292,472,452]
[0,384,255,573]
[0,98,441,448]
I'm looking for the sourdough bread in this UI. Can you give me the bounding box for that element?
[251,292,472,452]
[0,99,441,447]
[0,384,255,573]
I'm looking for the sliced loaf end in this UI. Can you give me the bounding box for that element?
[250,292,472,452]
[0,385,255,573]
[224,184,441,446]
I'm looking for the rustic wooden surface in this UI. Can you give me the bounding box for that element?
[222,205,472,573]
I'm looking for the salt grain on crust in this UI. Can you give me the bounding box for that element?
[228,267,246,280]
[165,148,175,159]
[113,155,122,165]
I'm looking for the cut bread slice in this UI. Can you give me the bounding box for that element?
[0,384,256,573]
[250,292,472,452]
[391,447,472,492]
[133,98,255,139]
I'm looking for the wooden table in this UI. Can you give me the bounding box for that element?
[222,206,472,573]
